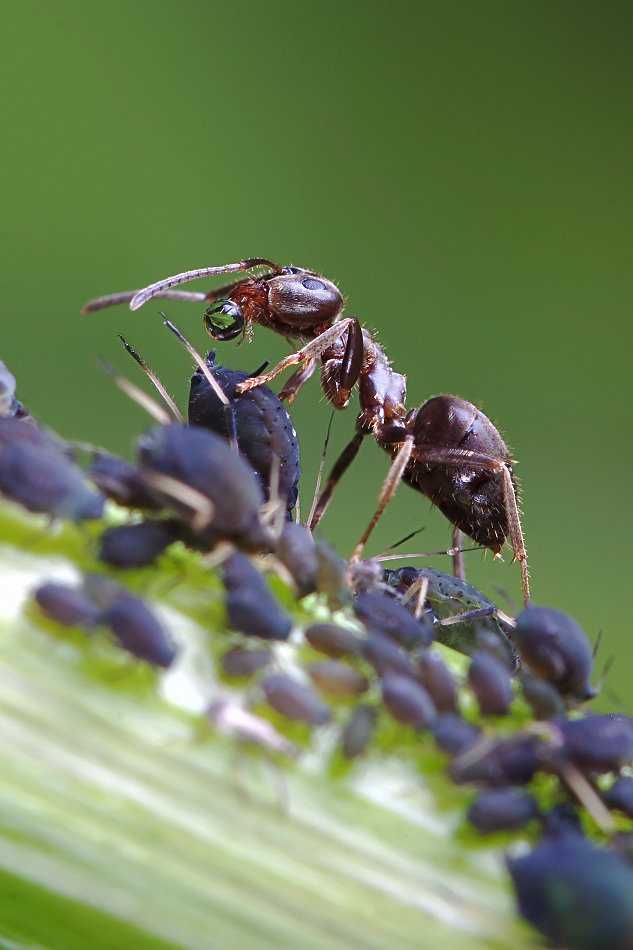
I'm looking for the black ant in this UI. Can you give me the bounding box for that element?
[83,258,530,604]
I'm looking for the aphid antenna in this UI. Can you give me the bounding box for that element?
[118,335,183,422]
[140,470,214,532]
[386,525,427,551]
[161,315,239,452]
[491,585,518,615]
[373,545,481,563]
[592,629,604,660]
[306,410,335,531]
[97,357,171,426]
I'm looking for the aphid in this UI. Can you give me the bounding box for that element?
[604,777,633,820]
[33,581,100,629]
[304,622,363,659]
[549,715,633,775]
[98,519,182,568]
[467,651,514,717]
[416,650,459,714]
[0,359,30,419]
[87,259,529,600]
[450,734,540,787]
[306,660,368,699]
[354,589,434,649]
[274,521,318,598]
[431,713,481,757]
[222,553,292,642]
[520,674,566,720]
[514,605,596,702]
[380,673,436,730]
[89,452,163,511]
[467,788,539,834]
[340,704,377,759]
[189,351,300,516]
[362,631,418,680]
[137,423,272,551]
[507,832,633,950]
[101,592,177,668]
[0,418,104,521]
[313,538,351,611]
[261,672,331,726]
[221,646,273,678]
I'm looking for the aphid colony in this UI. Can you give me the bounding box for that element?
[0,254,627,950]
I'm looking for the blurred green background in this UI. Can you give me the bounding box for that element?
[2,2,632,699]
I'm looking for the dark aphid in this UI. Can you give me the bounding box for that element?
[514,605,596,702]
[467,651,514,717]
[261,672,331,725]
[354,589,434,649]
[0,418,104,521]
[381,673,436,730]
[416,650,458,714]
[189,352,300,516]
[313,539,351,611]
[222,553,292,642]
[89,452,163,511]
[34,581,100,629]
[98,519,182,568]
[306,660,368,699]
[551,715,633,774]
[507,833,633,950]
[467,788,539,834]
[221,646,272,678]
[100,592,177,668]
[275,521,318,597]
[474,628,517,671]
[383,566,516,660]
[520,673,566,720]
[604,777,633,820]
[137,423,271,551]
[0,361,17,416]
[541,802,584,838]
[431,713,481,757]
[362,631,417,680]
[340,704,377,759]
[305,622,363,659]
[450,734,541,787]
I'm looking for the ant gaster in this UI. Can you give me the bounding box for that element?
[83,258,530,603]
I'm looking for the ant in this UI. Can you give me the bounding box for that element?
[83,257,530,604]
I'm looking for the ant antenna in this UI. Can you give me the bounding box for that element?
[161,315,238,452]
[118,335,183,422]
[307,411,335,530]
[249,360,270,378]
[81,289,208,315]
[97,357,171,425]
[386,525,426,551]
[130,259,283,311]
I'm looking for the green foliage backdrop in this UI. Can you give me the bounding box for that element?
[2,1,632,701]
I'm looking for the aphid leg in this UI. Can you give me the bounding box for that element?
[308,429,366,531]
[98,358,172,425]
[236,318,355,393]
[162,317,238,451]
[402,575,429,619]
[306,411,335,529]
[351,437,415,561]
[140,471,214,532]
[81,289,207,315]
[374,546,480,563]
[437,605,517,630]
[452,527,465,581]
[558,762,614,833]
[130,259,283,310]
[278,358,317,403]
[118,336,183,422]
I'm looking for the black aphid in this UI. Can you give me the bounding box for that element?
[340,704,377,759]
[381,673,436,729]
[275,521,318,597]
[362,631,417,680]
[450,734,540,787]
[34,581,100,629]
[467,651,514,717]
[306,660,368,699]
[416,650,458,714]
[101,592,177,668]
[514,605,596,702]
[354,589,434,649]
[604,777,633,820]
[520,674,566,720]
[221,646,273,678]
[89,452,163,511]
[551,715,633,774]
[98,519,182,568]
[261,672,331,725]
[467,788,539,834]
[431,714,481,757]
[222,553,292,641]
[304,622,363,659]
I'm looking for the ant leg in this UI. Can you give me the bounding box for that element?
[278,358,317,403]
[452,527,465,581]
[118,336,183,422]
[81,289,207,315]
[162,318,238,451]
[309,429,366,531]
[130,259,283,311]
[236,318,355,394]
[410,446,530,606]
[320,319,364,409]
[351,437,415,561]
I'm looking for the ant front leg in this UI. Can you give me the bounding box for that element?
[278,359,317,403]
[236,318,357,395]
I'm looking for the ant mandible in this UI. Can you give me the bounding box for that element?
[82,257,530,604]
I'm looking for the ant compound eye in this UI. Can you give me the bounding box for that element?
[302,277,326,291]
[203,301,244,341]
[267,273,343,328]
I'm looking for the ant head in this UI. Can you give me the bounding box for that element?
[265,269,343,328]
[203,301,244,341]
